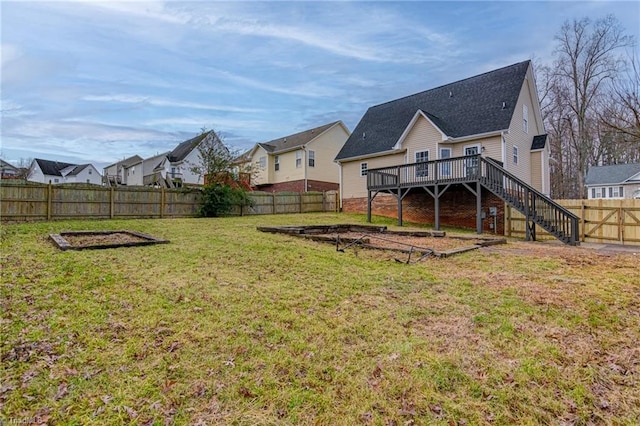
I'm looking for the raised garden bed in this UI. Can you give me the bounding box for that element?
[50,230,169,251]
[257,224,506,262]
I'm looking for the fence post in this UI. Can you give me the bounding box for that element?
[299,193,303,213]
[322,191,326,212]
[272,192,276,214]
[619,206,623,243]
[110,187,115,219]
[580,201,585,242]
[160,187,165,218]
[47,182,53,221]
[336,191,339,212]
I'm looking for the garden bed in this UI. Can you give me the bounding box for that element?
[49,230,169,251]
[257,224,506,261]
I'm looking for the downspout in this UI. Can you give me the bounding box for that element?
[501,132,507,171]
[303,147,308,192]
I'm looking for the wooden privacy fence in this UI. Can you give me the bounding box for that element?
[506,199,640,245]
[0,181,338,222]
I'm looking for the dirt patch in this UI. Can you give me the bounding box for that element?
[258,224,506,261]
[50,230,169,251]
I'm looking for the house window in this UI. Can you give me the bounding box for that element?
[360,162,368,176]
[593,187,606,198]
[296,151,302,168]
[609,186,623,198]
[54,178,59,183]
[523,104,529,134]
[415,150,429,177]
[259,156,266,169]
[89,169,92,174]
[308,150,315,167]
[513,146,519,165]
[171,167,176,178]
[274,155,280,171]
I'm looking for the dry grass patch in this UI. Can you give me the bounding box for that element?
[1,214,639,425]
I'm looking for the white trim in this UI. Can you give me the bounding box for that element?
[443,129,506,144]
[335,148,406,163]
[393,110,448,150]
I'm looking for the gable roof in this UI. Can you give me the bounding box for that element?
[258,121,341,154]
[104,155,143,170]
[585,163,640,186]
[335,60,531,161]
[33,158,77,176]
[168,131,216,163]
[65,164,91,177]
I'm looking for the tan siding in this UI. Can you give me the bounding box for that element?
[306,124,349,183]
[448,135,501,158]
[504,65,544,186]
[530,151,542,191]
[273,149,305,184]
[402,115,442,163]
[251,146,270,185]
[341,153,405,199]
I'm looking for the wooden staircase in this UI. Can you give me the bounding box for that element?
[479,157,579,245]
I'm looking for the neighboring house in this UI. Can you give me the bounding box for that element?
[164,130,227,186]
[585,163,640,199]
[239,121,350,192]
[1,159,20,178]
[141,152,171,187]
[334,61,574,242]
[103,155,143,186]
[28,158,102,185]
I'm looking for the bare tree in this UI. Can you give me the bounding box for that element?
[550,15,633,197]
[188,128,253,185]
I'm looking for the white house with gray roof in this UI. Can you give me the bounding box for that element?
[29,158,102,185]
[585,163,640,199]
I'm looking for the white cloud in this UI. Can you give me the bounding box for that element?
[82,94,264,113]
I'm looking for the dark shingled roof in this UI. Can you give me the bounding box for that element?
[34,158,77,176]
[335,61,531,161]
[168,131,213,163]
[259,122,340,154]
[65,164,90,176]
[105,155,143,170]
[585,163,640,185]
[531,134,547,150]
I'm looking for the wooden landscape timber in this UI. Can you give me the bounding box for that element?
[49,230,169,251]
[257,224,506,262]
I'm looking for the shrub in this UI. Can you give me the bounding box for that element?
[198,184,252,217]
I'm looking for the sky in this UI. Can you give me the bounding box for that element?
[1,1,639,170]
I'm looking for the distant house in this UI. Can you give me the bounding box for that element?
[160,131,227,186]
[585,163,640,199]
[103,155,143,186]
[238,121,350,192]
[28,158,102,185]
[0,159,20,178]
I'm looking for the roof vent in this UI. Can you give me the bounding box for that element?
[363,132,366,139]
[449,91,453,98]
[283,138,287,143]
[502,102,506,109]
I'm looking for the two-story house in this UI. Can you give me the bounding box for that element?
[335,61,577,244]
[240,121,350,192]
[103,155,143,186]
[29,158,102,185]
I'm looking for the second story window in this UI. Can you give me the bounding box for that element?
[513,146,519,165]
[274,155,280,171]
[296,151,302,168]
[523,104,529,134]
[259,156,266,169]
[308,150,315,167]
[360,162,368,176]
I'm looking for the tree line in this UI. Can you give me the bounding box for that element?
[537,15,639,198]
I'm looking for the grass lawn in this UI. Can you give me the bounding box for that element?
[1,213,639,425]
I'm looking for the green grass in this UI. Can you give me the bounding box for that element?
[1,213,639,425]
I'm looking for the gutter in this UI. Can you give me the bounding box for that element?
[335,148,406,164]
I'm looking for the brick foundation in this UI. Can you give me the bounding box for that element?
[256,180,338,193]
[342,185,505,234]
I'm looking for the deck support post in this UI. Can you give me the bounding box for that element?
[434,185,440,231]
[397,187,403,226]
[524,187,531,241]
[476,180,482,234]
[367,190,372,223]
